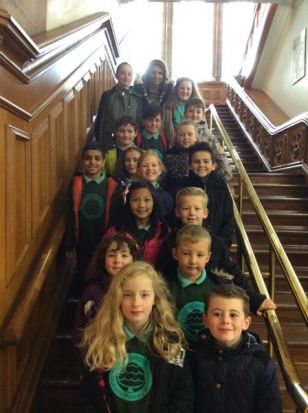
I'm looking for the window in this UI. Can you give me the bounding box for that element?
[172,2,214,82]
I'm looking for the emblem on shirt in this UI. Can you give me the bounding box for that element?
[109,353,152,401]
[178,301,205,341]
[80,194,104,219]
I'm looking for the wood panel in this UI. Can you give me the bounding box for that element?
[0,11,118,413]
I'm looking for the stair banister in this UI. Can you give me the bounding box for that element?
[209,103,308,326]
[231,196,308,413]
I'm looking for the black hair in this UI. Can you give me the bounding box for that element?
[114,115,138,132]
[142,104,163,120]
[114,180,169,241]
[82,142,104,157]
[188,142,215,163]
[204,285,250,317]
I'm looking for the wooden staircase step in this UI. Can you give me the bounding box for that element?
[240,195,308,211]
[233,182,308,197]
[239,210,308,227]
[243,224,308,244]
[233,172,306,185]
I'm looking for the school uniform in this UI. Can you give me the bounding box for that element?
[164,145,190,197]
[189,330,282,413]
[168,269,216,342]
[182,170,234,247]
[64,174,116,278]
[157,226,266,314]
[80,324,194,413]
[135,131,168,159]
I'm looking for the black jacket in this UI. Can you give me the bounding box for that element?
[157,227,266,314]
[182,170,234,248]
[189,330,282,413]
[80,349,194,413]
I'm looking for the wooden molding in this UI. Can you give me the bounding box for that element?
[0,11,119,83]
[227,78,308,170]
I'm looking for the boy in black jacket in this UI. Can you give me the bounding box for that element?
[190,284,282,413]
[182,141,234,248]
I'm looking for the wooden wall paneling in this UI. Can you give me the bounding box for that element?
[5,126,31,287]
[31,119,50,236]
[74,80,85,149]
[83,71,92,128]
[49,102,65,198]
[64,91,76,169]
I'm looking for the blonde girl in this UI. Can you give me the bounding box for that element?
[137,149,173,221]
[80,261,194,413]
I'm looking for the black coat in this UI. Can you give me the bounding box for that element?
[156,227,266,314]
[189,330,282,413]
[182,171,234,248]
[80,350,194,413]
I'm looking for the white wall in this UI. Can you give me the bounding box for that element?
[253,2,308,118]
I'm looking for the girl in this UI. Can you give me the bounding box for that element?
[104,181,170,266]
[137,150,173,221]
[108,147,144,227]
[163,77,202,143]
[74,233,142,344]
[94,62,142,151]
[133,59,173,107]
[80,261,194,413]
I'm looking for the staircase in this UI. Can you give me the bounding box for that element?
[31,283,82,413]
[31,105,307,413]
[215,104,308,412]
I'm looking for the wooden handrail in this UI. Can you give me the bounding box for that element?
[229,77,308,131]
[227,77,308,170]
[3,214,68,344]
[0,11,119,83]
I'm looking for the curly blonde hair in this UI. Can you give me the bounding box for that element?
[81,261,185,370]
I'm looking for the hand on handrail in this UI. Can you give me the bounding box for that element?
[256,298,277,316]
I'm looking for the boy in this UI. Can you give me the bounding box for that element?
[190,284,282,413]
[135,104,168,159]
[64,142,117,288]
[157,187,276,316]
[164,120,198,196]
[182,141,234,247]
[184,98,232,181]
[105,116,138,177]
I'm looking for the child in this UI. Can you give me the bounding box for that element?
[157,187,276,316]
[133,59,173,107]
[104,181,170,266]
[135,104,168,159]
[190,284,282,413]
[105,116,138,177]
[164,120,198,196]
[94,62,142,151]
[137,150,173,221]
[107,147,144,227]
[184,97,232,181]
[168,225,276,343]
[80,261,194,413]
[73,233,142,344]
[163,77,202,143]
[184,141,234,247]
[64,143,117,287]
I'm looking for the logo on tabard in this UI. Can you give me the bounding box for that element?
[80,194,104,220]
[109,353,152,401]
[178,301,205,341]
